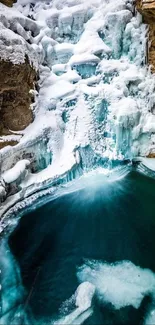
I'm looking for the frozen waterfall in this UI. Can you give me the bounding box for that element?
[9,0,155,177]
[1,2,155,325]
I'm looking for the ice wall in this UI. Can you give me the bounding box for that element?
[13,0,155,164]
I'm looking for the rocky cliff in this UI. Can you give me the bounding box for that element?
[0,1,37,149]
[0,58,36,149]
[136,0,155,73]
[0,0,15,6]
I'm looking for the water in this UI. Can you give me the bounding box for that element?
[1,170,155,325]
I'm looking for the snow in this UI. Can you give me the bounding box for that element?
[69,54,100,66]
[0,3,39,66]
[2,160,30,184]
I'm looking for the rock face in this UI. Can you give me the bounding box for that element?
[0,0,16,6]
[0,2,38,149]
[0,58,35,136]
[136,0,155,72]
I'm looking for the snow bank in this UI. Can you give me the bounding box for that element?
[2,160,30,184]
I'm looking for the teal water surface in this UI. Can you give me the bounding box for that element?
[7,171,155,324]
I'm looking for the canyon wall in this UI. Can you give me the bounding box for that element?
[136,0,155,72]
[0,58,36,149]
[0,0,15,6]
[0,0,37,149]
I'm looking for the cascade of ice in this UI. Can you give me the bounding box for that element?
[11,0,155,177]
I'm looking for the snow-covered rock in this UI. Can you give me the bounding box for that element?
[2,159,30,184]
[0,3,40,66]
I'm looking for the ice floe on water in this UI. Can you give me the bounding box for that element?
[77,260,155,310]
[77,259,155,324]
[53,282,95,325]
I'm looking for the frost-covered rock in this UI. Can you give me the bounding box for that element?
[0,3,40,66]
[0,2,40,149]
[2,159,30,184]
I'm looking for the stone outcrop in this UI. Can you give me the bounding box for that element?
[0,2,39,149]
[0,58,35,137]
[136,0,155,72]
[0,57,37,149]
[0,0,16,6]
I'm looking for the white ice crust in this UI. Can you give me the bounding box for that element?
[54,282,95,325]
[2,160,30,184]
[77,260,155,314]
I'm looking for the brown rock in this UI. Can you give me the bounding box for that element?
[0,0,16,7]
[0,140,18,149]
[0,56,36,141]
[146,152,155,157]
[136,0,155,72]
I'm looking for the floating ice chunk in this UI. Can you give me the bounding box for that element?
[75,282,95,310]
[2,160,30,184]
[77,260,155,310]
[54,282,95,325]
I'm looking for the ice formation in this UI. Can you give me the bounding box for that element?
[12,0,155,163]
[77,259,155,324]
[54,282,95,325]
[1,0,155,210]
[2,160,30,184]
[0,3,39,66]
